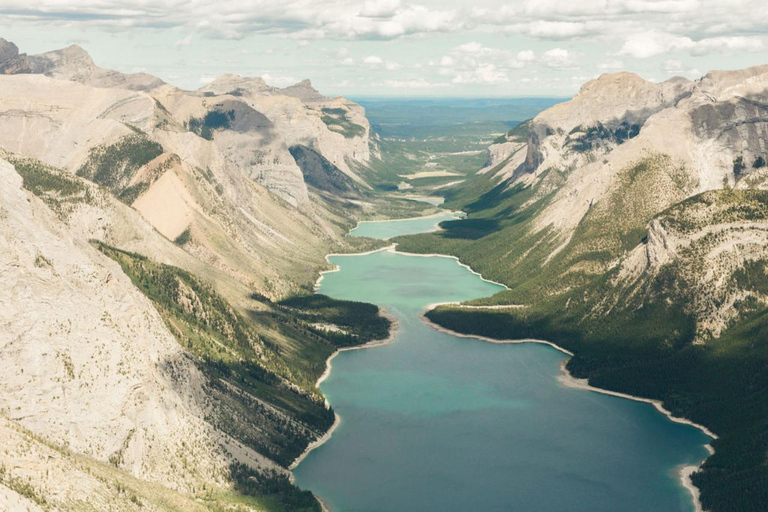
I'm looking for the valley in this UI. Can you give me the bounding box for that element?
[0,33,767,512]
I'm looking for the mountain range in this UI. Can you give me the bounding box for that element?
[1,35,767,512]
[399,64,768,512]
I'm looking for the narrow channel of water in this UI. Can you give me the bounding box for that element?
[294,215,711,512]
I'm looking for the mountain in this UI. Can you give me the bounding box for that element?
[0,37,386,298]
[397,66,768,511]
[0,38,429,510]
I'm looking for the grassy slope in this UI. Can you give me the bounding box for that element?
[95,243,392,510]
[397,161,768,511]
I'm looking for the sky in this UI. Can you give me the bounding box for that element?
[0,0,766,97]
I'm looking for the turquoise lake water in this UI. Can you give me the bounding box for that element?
[293,219,711,512]
[348,211,461,239]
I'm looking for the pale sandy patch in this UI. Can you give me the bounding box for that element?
[133,170,194,240]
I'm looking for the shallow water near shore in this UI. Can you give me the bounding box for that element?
[294,222,711,512]
[348,211,461,239]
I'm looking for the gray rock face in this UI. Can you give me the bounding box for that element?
[690,95,768,175]
[1,41,165,90]
[279,79,327,103]
[0,38,19,65]
[0,37,32,74]
[523,72,694,173]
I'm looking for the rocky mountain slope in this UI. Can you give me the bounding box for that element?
[0,158,283,507]
[0,38,416,510]
[0,37,381,298]
[398,65,768,512]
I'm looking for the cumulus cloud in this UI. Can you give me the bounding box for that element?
[1,0,462,41]
[430,42,531,85]
[359,0,402,18]
[541,48,575,69]
[452,64,508,84]
[506,20,605,40]
[662,59,702,77]
[2,0,765,96]
[619,31,764,58]
[261,72,299,87]
[174,35,193,48]
[517,50,536,62]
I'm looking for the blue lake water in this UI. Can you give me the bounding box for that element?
[293,220,711,512]
[348,212,461,239]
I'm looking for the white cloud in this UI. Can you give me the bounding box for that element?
[541,48,574,68]
[174,35,193,48]
[383,78,450,89]
[363,55,384,65]
[359,0,401,18]
[2,0,766,96]
[619,32,685,58]
[517,50,536,62]
[261,72,298,87]
[662,59,702,77]
[431,42,531,85]
[517,21,595,39]
[5,0,463,41]
[452,64,508,84]
[620,31,764,58]
[689,36,764,55]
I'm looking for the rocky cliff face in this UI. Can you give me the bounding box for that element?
[0,159,278,495]
[0,39,373,207]
[0,39,376,298]
[510,66,768,239]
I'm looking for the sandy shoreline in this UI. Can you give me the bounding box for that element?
[351,210,463,225]
[420,306,717,512]
[289,306,400,471]
[393,248,510,290]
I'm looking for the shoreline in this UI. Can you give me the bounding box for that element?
[314,245,397,291]
[352,210,462,225]
[420,306,717,512]
[347,211,464,238]
[392,248,510,291]
[289,306,400,471]
[298,212,715,512]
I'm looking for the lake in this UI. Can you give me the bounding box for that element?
[293,217,711,512]
[348,211,461,240]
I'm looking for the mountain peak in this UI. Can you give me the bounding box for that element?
[0,37,20,62]
[199,73,273,95]
[278,78,326,102]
